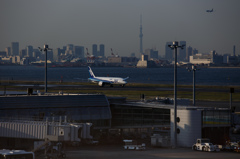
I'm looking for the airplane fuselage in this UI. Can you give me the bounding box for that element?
[89,77,127,86]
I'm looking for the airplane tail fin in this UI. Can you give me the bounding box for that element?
[88,66,95,78]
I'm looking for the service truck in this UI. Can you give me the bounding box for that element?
[123,140,146,150]
[192,138,220,152]
[0,149,35,159]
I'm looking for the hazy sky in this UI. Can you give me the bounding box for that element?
[1,0,240,57]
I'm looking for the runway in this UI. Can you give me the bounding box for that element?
[1,83,239,111]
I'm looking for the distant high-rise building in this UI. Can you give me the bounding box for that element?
[11,42,19,56]
[179,41,186,61]
[165,42,173,61]
[152,50,158,59]
[186,46,193,62]
[67,44,74,51]
[223,54,230,63]
[61,46,66,55]
[99,44,105,57]
[20,49,26,58]
[0,51,6,57]
[92,44,98,56]
[66,44,74,55]
[92,44,105,57]
[192,48,198,55]
[53,48,61,62]
[26,45,33,57]
[74,46,84,58]
[145,48,158,59]
[5,47,11,56]
[210,50,223,64]
[33,49,41,58]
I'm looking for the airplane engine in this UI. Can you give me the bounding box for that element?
[98,81,104,87]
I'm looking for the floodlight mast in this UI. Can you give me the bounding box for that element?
[168,41,184,148]
[38,44,52,93]
[187,65,197,106]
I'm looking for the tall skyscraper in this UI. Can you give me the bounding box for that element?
[74,46,84,58]
[26,45,33,57]
[66,44,74,55]
[186,46,193,62]
[20,49,26,58]
[11,42,19,56]
[92,44,104,57]
[92,44,98,56]
[53,48,61,62]
[99,44,105,57]
[139,15,143,56]
[179,41,186,61]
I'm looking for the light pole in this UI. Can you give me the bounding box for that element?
[187,65,197,106]
[230,87,234,111]
[38,44,52,93]
[168,41,184,148]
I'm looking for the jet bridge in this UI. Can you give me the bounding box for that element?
[0,118,92,142]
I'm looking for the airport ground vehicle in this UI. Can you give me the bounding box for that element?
[234,146,240,152]
[223,140,238,151]
[192,138,220,152]
[123,140,145,150]
[0,149,35,159]
[228,141,240,153]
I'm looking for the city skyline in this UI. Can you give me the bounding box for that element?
[1,0,240,56]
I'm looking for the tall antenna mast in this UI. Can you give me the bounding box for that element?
[139,14,143,56]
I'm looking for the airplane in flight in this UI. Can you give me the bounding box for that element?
[88,66,129,87]
[206,8,213,13]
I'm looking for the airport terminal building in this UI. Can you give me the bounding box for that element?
[0,93,231,147]
[110,101,231,147]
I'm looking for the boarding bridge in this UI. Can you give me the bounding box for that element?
[0,119,92,142]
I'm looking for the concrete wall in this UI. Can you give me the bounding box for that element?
[171,109,202,147]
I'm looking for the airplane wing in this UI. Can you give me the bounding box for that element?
[123,77,129,80]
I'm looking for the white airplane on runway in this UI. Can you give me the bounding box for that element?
[88,66,129,87]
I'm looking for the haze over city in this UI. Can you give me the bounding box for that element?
[1,0,240,56]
